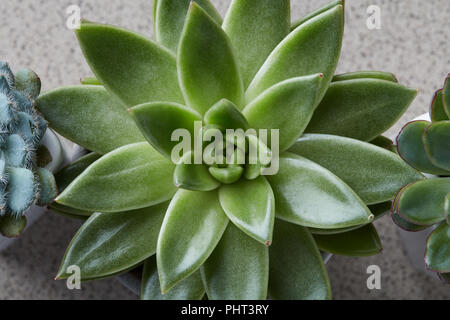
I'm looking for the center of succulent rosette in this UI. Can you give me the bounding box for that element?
[171,99,278,191]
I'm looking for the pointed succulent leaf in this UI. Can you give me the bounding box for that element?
[75,22,184,106]
[80,77,101,85]
[425,222,450,272]
[269,219,331,300]
[6,167,35,216]
[54,153,101,193]
[396,178,450,225]
[174,151,220,191]
[430,89,449,122]
[305,79,418,141]
[204,99,248,130]
[332,71,397,83]
[309,201,391,235]
[14,69,41,100]
[208,166,243,185]
[0,214,27,238]
[129,102,202,159]
[154,0,222,52]
[267,153,372,229]
[178,3,244,115]
[289,134,423,205]
[396,121,450,175]
[370,136,395,152]
[223,0,290,88]
[443,75,450,118]
[313,224,382,257]
[141,256,204,300]
[291,0,343,31]
[243,74,323,152]
[423,121,450,171]
[201,223,269,300]
[56,143,176,212]
[218,176,275,245]
[246,4,343,103]
[50,202,92,218]
[157,190,229,292]
[37,86,145,154]
[56,202,168,280]
[35,168,57,206]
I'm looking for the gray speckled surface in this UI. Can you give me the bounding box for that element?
[0,0,449,299]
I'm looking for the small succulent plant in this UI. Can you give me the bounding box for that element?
[0,62,57,237]
[394,75,450,284]
[37,0,423,299]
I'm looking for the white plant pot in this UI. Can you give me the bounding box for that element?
[0,129,77,251]
[391,113,441,281]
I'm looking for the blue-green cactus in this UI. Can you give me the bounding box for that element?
[0,62,57,236]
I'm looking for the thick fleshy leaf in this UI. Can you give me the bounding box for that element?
[289,134,423,204]
[0,214,27,238]
[423,121,450,171]
[174,151,220,191]
[178,3,244,115]
[443,75,450,118]
[141,256,204,300]
[332,71,397,83]
[204,99,248,130]
[201,224,268,300]
[305,79,417,141]
[6,167,35,216]
[49,202,92,218]
[246,4,343,103]
[218,176,274,245]
[56,202,168,280]
[425,222,450,272]
[154,0,222,52]
[35,168,58,206]
[396,178,450,225]
[309,201,391,235]
[37,86,144,154]
[76,23,184,106]
[54,153,101,193]
[243,74,323,151]
[446,193,450,225]
[157,190,229,292]
[223,0,290,88]
[129,102,202,159]
[208,166,243,185]
[370,136,395,152]
[80,77,101,85]
[430,89,449,122]
[391,185,430,232]
[267,153,372,229]
[313,224,382,257]
[396,121,450,175]
[56,143,176,212]
[269,219,331,300]
[290,0,343,31]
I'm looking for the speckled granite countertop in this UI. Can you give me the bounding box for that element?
[0,0,449,300]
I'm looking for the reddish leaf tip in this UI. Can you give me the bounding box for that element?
[265,240,271,246]
[318,73,324,78]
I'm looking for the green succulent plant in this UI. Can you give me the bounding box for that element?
[394,75,450,284]
[36,0,423,299]
[0,62,57,237]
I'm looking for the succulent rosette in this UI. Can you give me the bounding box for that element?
[394,75,450,284]
[37,0,422,299]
